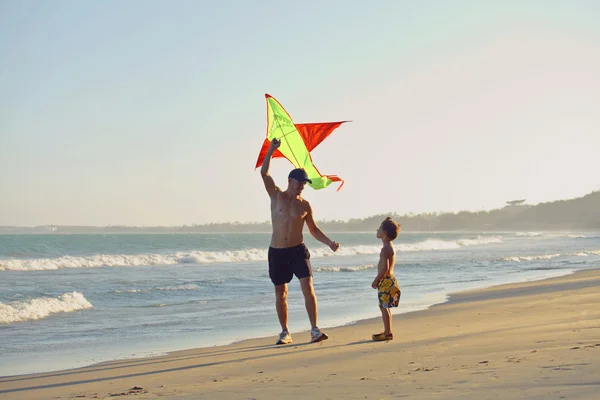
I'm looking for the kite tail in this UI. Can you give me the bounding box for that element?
[325,175,345,191]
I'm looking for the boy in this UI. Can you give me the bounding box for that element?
[371,217,401,341]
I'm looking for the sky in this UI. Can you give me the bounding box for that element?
[1,0,599,226]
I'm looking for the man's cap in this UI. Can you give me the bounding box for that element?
[288,168,312,184]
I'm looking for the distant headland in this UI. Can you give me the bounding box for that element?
[1,191,598,234]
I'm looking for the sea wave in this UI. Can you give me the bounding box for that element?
[314,265,376,273]
[515,232,544,237]
[504,254,563,262]
[310,236,503,257]
[515,232,587,239]
[401,236,503,251]
[502,250,600,263]
[0,292,93,325]
[0,250,270,272]
[0,236,503,272]
[113,283,202,294]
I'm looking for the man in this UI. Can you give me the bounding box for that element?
[261,138,340,344]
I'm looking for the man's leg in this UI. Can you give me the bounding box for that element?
[299,277,318,329]
[274,283,289,332]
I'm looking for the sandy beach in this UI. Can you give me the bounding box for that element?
[1,269,599,400]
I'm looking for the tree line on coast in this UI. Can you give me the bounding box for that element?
[2,191,598,234]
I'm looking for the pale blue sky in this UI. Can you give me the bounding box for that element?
[1,1,599,226]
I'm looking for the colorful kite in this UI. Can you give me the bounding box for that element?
[255,94,348,191]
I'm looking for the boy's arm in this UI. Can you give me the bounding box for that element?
[305,202,339,252]
[371,248,391,288]
[261,139,280,197]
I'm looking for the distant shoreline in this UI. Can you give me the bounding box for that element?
[2,191,598,233]
[0,228,596,235]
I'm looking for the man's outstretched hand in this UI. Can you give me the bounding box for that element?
[269,138,281,150]
[329,241,340,252]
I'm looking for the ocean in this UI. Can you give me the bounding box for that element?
[1,230,599,377]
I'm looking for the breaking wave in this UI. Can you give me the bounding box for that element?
[502,250,600,263]
[515,232,587,239]
[0,236,503,272]
[0,292,93,325]
[113,283,202,294]
[314,265,376,273]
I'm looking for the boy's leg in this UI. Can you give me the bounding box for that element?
[275,283,289,332]
[380,306,392,335]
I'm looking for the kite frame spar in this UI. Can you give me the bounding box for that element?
[255,94,348,191]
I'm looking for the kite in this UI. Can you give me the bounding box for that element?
[255,94,348,191]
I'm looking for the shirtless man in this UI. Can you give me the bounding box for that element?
[261,138,340,344]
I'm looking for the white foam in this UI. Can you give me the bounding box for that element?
[503,250,600,262]
[571,252,589,257]
[457,236,503,246]
[113,283,201,294]
[0,236,504,272]
[516,232,587,239]
[397,236,502,252]
[516,231,544,237]
[314,264,376,272]
[156,283,201,291]
[0,292,93,324]
[0,250,270,271]
[314,236,503,257]
[504,254,563,262]
[311,245,380,257]
[113,289,144,293]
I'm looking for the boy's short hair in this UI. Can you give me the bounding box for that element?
[381,217,401,240]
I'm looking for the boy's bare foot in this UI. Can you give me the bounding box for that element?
[372,332,393,341]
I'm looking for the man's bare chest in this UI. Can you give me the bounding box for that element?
[272,195,307,219]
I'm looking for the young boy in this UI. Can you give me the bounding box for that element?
[371,217,401,341]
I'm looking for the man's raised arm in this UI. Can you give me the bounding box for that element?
[261,138,280,197]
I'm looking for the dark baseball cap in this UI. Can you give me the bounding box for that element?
[288,168,312,184]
